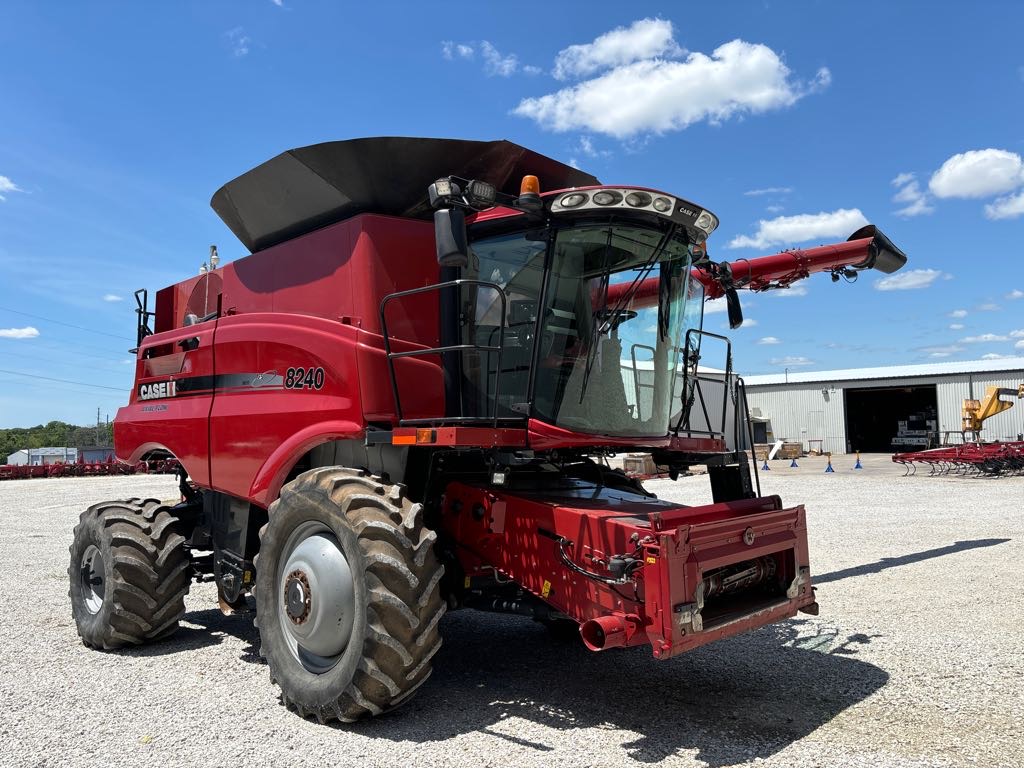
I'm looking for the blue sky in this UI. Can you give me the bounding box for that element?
[2,1,1023,428]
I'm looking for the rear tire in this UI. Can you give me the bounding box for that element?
[69,498,191,649]
[254,467,445,723]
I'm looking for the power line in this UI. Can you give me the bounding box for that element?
[1,348,129,368]
[0,368,126,392]
[0,378,126,401]
[0,306,134,341]
[29,338,134,359]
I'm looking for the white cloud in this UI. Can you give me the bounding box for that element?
[772,284,808,298]
[894,196,934,217]
[960,333,1009,343]
[891,172,915,187]
[744,186,792,197]
[770,355,814,367]
[949,309,968,318]
[576,136,611,159]
[977,302,1000,311]
[765,204,784,213]
[480,41,518,77]
[516,36,830,138]
[704,297,728,314]
[0,175,23,201]
[552,18,683,80]
[739,318,758,327]
[0,326,39,339]
[102,294,123,302]
[443,41,529,76]
[270,0,283,5]
[1017,340,1024,350]
[981,353,1014,360]
[874,268,945,291]
[441,41,475,60]
[949,323,965,330]
[922,344,964,358]
[1007,289,1024,300]
[727,208,867,250]
[226,27,250,57]
[929,149,1024,199]
[890,173,934,217]
[758,336,781,345]
[984,190,1024,220]
[1009,329,1024,338]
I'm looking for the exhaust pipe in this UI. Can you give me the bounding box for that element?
[580,613,641,651]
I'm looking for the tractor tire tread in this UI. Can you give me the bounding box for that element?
[69,498,191,650]
[257,467,444,723]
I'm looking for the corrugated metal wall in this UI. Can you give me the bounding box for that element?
[936,374,1024,441]
[746,368,1024,454]
[745,383,848,454]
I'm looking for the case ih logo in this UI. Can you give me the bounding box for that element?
[138,380,177,400]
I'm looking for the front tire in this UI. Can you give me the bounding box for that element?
[68,498,192,649]
[254,468,445,722]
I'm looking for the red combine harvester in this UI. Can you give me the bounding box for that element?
[68,138,907,722]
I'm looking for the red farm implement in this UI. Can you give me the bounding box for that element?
[0,458,179,481]
[893,442,1024,476]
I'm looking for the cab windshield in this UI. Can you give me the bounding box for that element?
[463,222,697,438]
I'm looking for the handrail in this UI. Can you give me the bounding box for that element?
[134,288,155,349]
[673,328,733,441]
[379,279,509,427]
[629,343,656,421]
[736,376,761,497]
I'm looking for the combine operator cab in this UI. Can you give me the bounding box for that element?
[68,138,906,724]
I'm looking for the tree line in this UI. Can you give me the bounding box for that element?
[1,421,114,461]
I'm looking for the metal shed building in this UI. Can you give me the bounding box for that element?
[5,447,79,466]
[743,357,1024,455]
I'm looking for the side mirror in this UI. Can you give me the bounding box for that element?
[726,287,743,329]
[434,208,469,268]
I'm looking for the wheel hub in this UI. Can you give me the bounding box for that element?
[80,544,105,615]
[284,569,312,624]
[277,524,356,673]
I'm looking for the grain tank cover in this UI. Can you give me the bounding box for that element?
[211,137,600,253]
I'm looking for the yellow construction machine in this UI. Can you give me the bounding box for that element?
[962,384,1024,440]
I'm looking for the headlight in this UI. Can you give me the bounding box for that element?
[695,211,718,233]
[560,192,588,208]
[592,190,623,206]
[652,196,672,212]
[625,191,652,207]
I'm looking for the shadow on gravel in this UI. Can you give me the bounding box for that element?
[124,605,887,765]
[123,606,262,662]
[344,612,888,766]
[814,538,1011,585]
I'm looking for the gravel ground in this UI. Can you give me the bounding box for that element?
[1,457,1022,767]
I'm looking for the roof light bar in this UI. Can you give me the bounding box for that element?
[549,187,719,241]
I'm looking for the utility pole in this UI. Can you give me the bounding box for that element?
[96,407,101,446]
